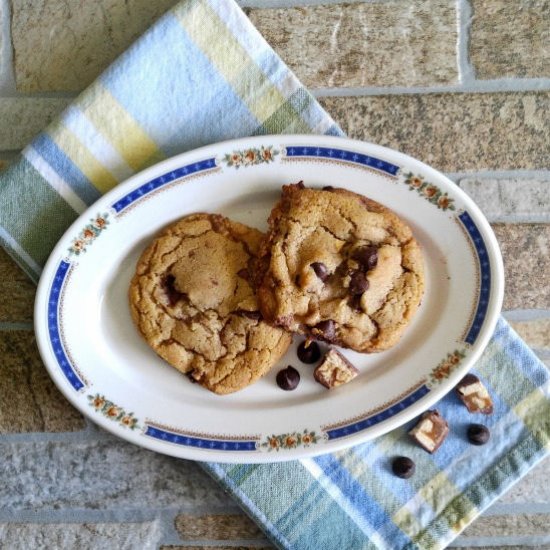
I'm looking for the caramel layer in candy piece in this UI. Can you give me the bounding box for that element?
[456,373,493,414]
[314,348,359,389]
[409,410,449,453]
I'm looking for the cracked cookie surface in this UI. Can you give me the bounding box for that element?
[255,183,425,352]
[129,213,292,394]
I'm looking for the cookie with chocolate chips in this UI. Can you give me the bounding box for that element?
[255,183,425,352]
[129,213,292,394]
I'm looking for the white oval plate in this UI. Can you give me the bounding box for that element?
[35,135,503,463]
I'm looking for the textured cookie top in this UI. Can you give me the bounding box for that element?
[256,184,425,352]
[129,213,291,394]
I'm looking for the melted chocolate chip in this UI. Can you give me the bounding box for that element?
[296,180,305,189]
[349,271,369,295]
[314,320,336,342]
[323,185,335,191]
[349,294,363,311]
[353,246,378,270]
[392,456,415,479]
[297,340,321,364]
[276,366,300,390]
[162,274,184,306]
[467,424,490,445]
[237,268,249,280]
[239,310,263,321]
[311,262,329,282]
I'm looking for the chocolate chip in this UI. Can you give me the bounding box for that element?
[323,185,335,191]
[459,373,479,386]
[296,180,305,189]
[392,456,415,479]
[239,310,262,321]
[353,246,378,270]
[237,268,249,280]
[162,274,184,306]
[349,271,369,295]
[311,262,329,282]
[297,340,321,364]
[349,295,363,311]
[313,320,336,342]
[276,366,300,390]
[467,424,490,445]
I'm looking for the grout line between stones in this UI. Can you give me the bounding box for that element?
[448,169,550,181]
[0,0,16,94]
[0,505,243,525]
[450,534,550,547]
[239,0,393,8]
[312,78,550,97]
[0,428,113,444]
[158,541,271,547]
[503,309,550,322]
[456,0,475,84]
[534,348,550,360]
[0,321,33,330]
[0,90,79,99]
[484,501,550,516]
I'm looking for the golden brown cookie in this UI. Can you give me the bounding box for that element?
[255,183,425,352]
[129,214,292,394]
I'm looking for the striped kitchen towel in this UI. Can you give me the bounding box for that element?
[0,0,548,548]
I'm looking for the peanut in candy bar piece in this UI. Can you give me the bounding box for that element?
[314,348,358,389]
[409,410,449,453]
[456,374,493,414]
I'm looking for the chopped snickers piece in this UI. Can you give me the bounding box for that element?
[456,374,493,414]
[314,348,358,389]
[409,410,449,453]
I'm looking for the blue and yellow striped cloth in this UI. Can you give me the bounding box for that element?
[0,0,548,548]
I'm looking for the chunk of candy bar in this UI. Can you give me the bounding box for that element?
[456,374,493,414]
[314,348,358,389]
[409,410,449,453]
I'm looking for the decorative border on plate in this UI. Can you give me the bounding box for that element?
[88,393,140,430]
[260,429,322,452]
[47,260,86,391]
[398,172,456,211]
[143,423,258,452]
[68,213,110,255]
[325,383,430,441]
[427,349,467,387]
[283,146,400,177]
[222,146,279,168]
[42,146,496,453]
[145,420,260,441]
[457,211,491,345]
[322,380,426,431]
[323,383,431,441]
[455,217,482,342]
[111,158,217,214]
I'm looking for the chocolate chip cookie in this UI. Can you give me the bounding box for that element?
[255,183,425,352]
[129,214,292,394]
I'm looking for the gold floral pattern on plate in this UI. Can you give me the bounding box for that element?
[69,213,110,255]
[428,349,467,387]
[88,393,140,430]
[261,429,321,451]
[223,146,278,168]
[400,171,456,210]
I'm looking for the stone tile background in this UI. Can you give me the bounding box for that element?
[0,0,549,547]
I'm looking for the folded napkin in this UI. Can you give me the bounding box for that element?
[0,0,548,548]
